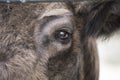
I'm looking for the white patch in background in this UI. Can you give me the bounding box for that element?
[97,33,120,80]
[20,0,26,3]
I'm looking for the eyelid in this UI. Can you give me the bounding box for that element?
[57,27,73,34]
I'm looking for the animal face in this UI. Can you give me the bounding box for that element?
[34,9,73,57]
[34,8,83,80]
[0,1,120,80]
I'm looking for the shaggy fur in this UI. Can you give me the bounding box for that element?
[0,1,120,80]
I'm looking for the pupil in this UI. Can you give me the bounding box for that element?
[59,31,68,39]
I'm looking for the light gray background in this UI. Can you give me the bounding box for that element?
[97,32,120,80]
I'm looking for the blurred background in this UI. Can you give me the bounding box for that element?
[97,32,120,80]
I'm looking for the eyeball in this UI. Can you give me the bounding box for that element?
[55,30,72,44]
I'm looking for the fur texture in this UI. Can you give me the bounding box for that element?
[0,1,119,80]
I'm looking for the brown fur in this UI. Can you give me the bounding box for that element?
[0,1,120,80]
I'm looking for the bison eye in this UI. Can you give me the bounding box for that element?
[55,30,72,44]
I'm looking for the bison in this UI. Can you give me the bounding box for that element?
[0,0,120,80]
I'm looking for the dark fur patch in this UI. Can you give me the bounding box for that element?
[42,35,50,47]
[81,0,120,38]
[48,48,79,80]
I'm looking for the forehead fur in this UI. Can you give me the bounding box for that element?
[39,9,72,20]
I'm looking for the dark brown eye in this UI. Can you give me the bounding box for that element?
[55,30,72,44]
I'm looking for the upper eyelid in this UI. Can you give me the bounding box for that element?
[37,14,74,35]
[56,27,73,34]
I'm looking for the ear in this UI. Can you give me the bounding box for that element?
[76,0,120,38]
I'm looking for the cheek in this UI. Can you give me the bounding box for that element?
[49,42,72,56]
